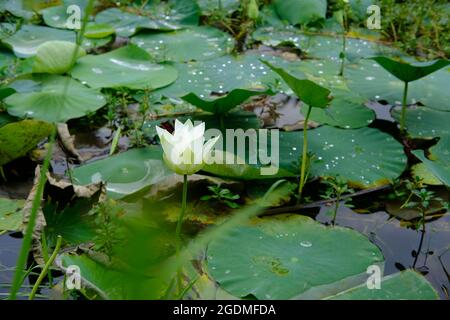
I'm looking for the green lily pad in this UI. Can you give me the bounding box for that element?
[273,0,327,25]
[207,214,383,300]
[1,24,75,58]
[0,0,38,20]
[279,126,407,188]
[413,151,450,187]
[32,40,86,74]
[304,90,375,129]
[181,89,269,114]
[411,163,442,186]
[95,8,180,37]
[0,198,24,232]
[156,53,293,99]
[70,45,178,90]
[0,119,53,166]
[370,57,450,83]
[327,270,439,300]
[131,26,234,62]
[391,106,450,139]
[43,199,96,246]
[4,75,106,122]
[72,146,173,199]
[347,59,450,109]
[41,0,88,29]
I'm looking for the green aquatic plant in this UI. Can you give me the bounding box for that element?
[321,175,354,225]
[370,56,449,132]
[261,60,331,201]
[200,184,241,209]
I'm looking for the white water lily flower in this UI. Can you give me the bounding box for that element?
[156,119,220,175]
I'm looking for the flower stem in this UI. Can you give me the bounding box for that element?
[400,81,409,133]
[299,105,312,202]
[176,174,188,241]
[29,235,62,300]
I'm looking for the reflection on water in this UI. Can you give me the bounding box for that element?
[317,205,450,299]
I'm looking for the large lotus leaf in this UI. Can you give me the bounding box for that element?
[72,146,173,199]
[0,198,24,232]
[370,57,450,83]
[262,60,330,108]
[131,26,234,62]
[252,26,310,48]
[391,107,450,139]
[95,8,179,37]
[411,163,442,186]
[303,90,375,129]
[279,126,407,188]
[181,89,269,114]
[156,54,294,99]
[70,45,178,90]
[1,24,75,58]
[33,40,86,74]
[41,0,88,29]
[207,214,383,300]
[60,253,162,299]
[0,119,53,166]
[274,0,326,25]
[4,75,106,122]
[347,60,450,110]
[43,199,96,246]
[327,270,439,300]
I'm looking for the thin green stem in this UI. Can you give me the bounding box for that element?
[9,126,56,300]
[299,105,312,202]
[28,235,62,300]
[176,174,188,241]
[400,81,409,132]
[332,193,340,226]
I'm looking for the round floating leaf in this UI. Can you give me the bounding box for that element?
[207,214,383,300]
[274,0,327,25]
[4,75,106,122]
[95,8,179,37]
[303,90,375,129]
[391,106,450,139]
[156,53,293,99]
[72,146,173,199]
[0,119,53,166]
[41,0,88,29]
[181,89,270,114]
[1,24,75,58]
[32,40,86,74]
[131,26,234,62]
[70,45,178,90]
[370,57,450,83]
[0,198,24,232]
[327,270,439,300]
[279,126,407,187]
